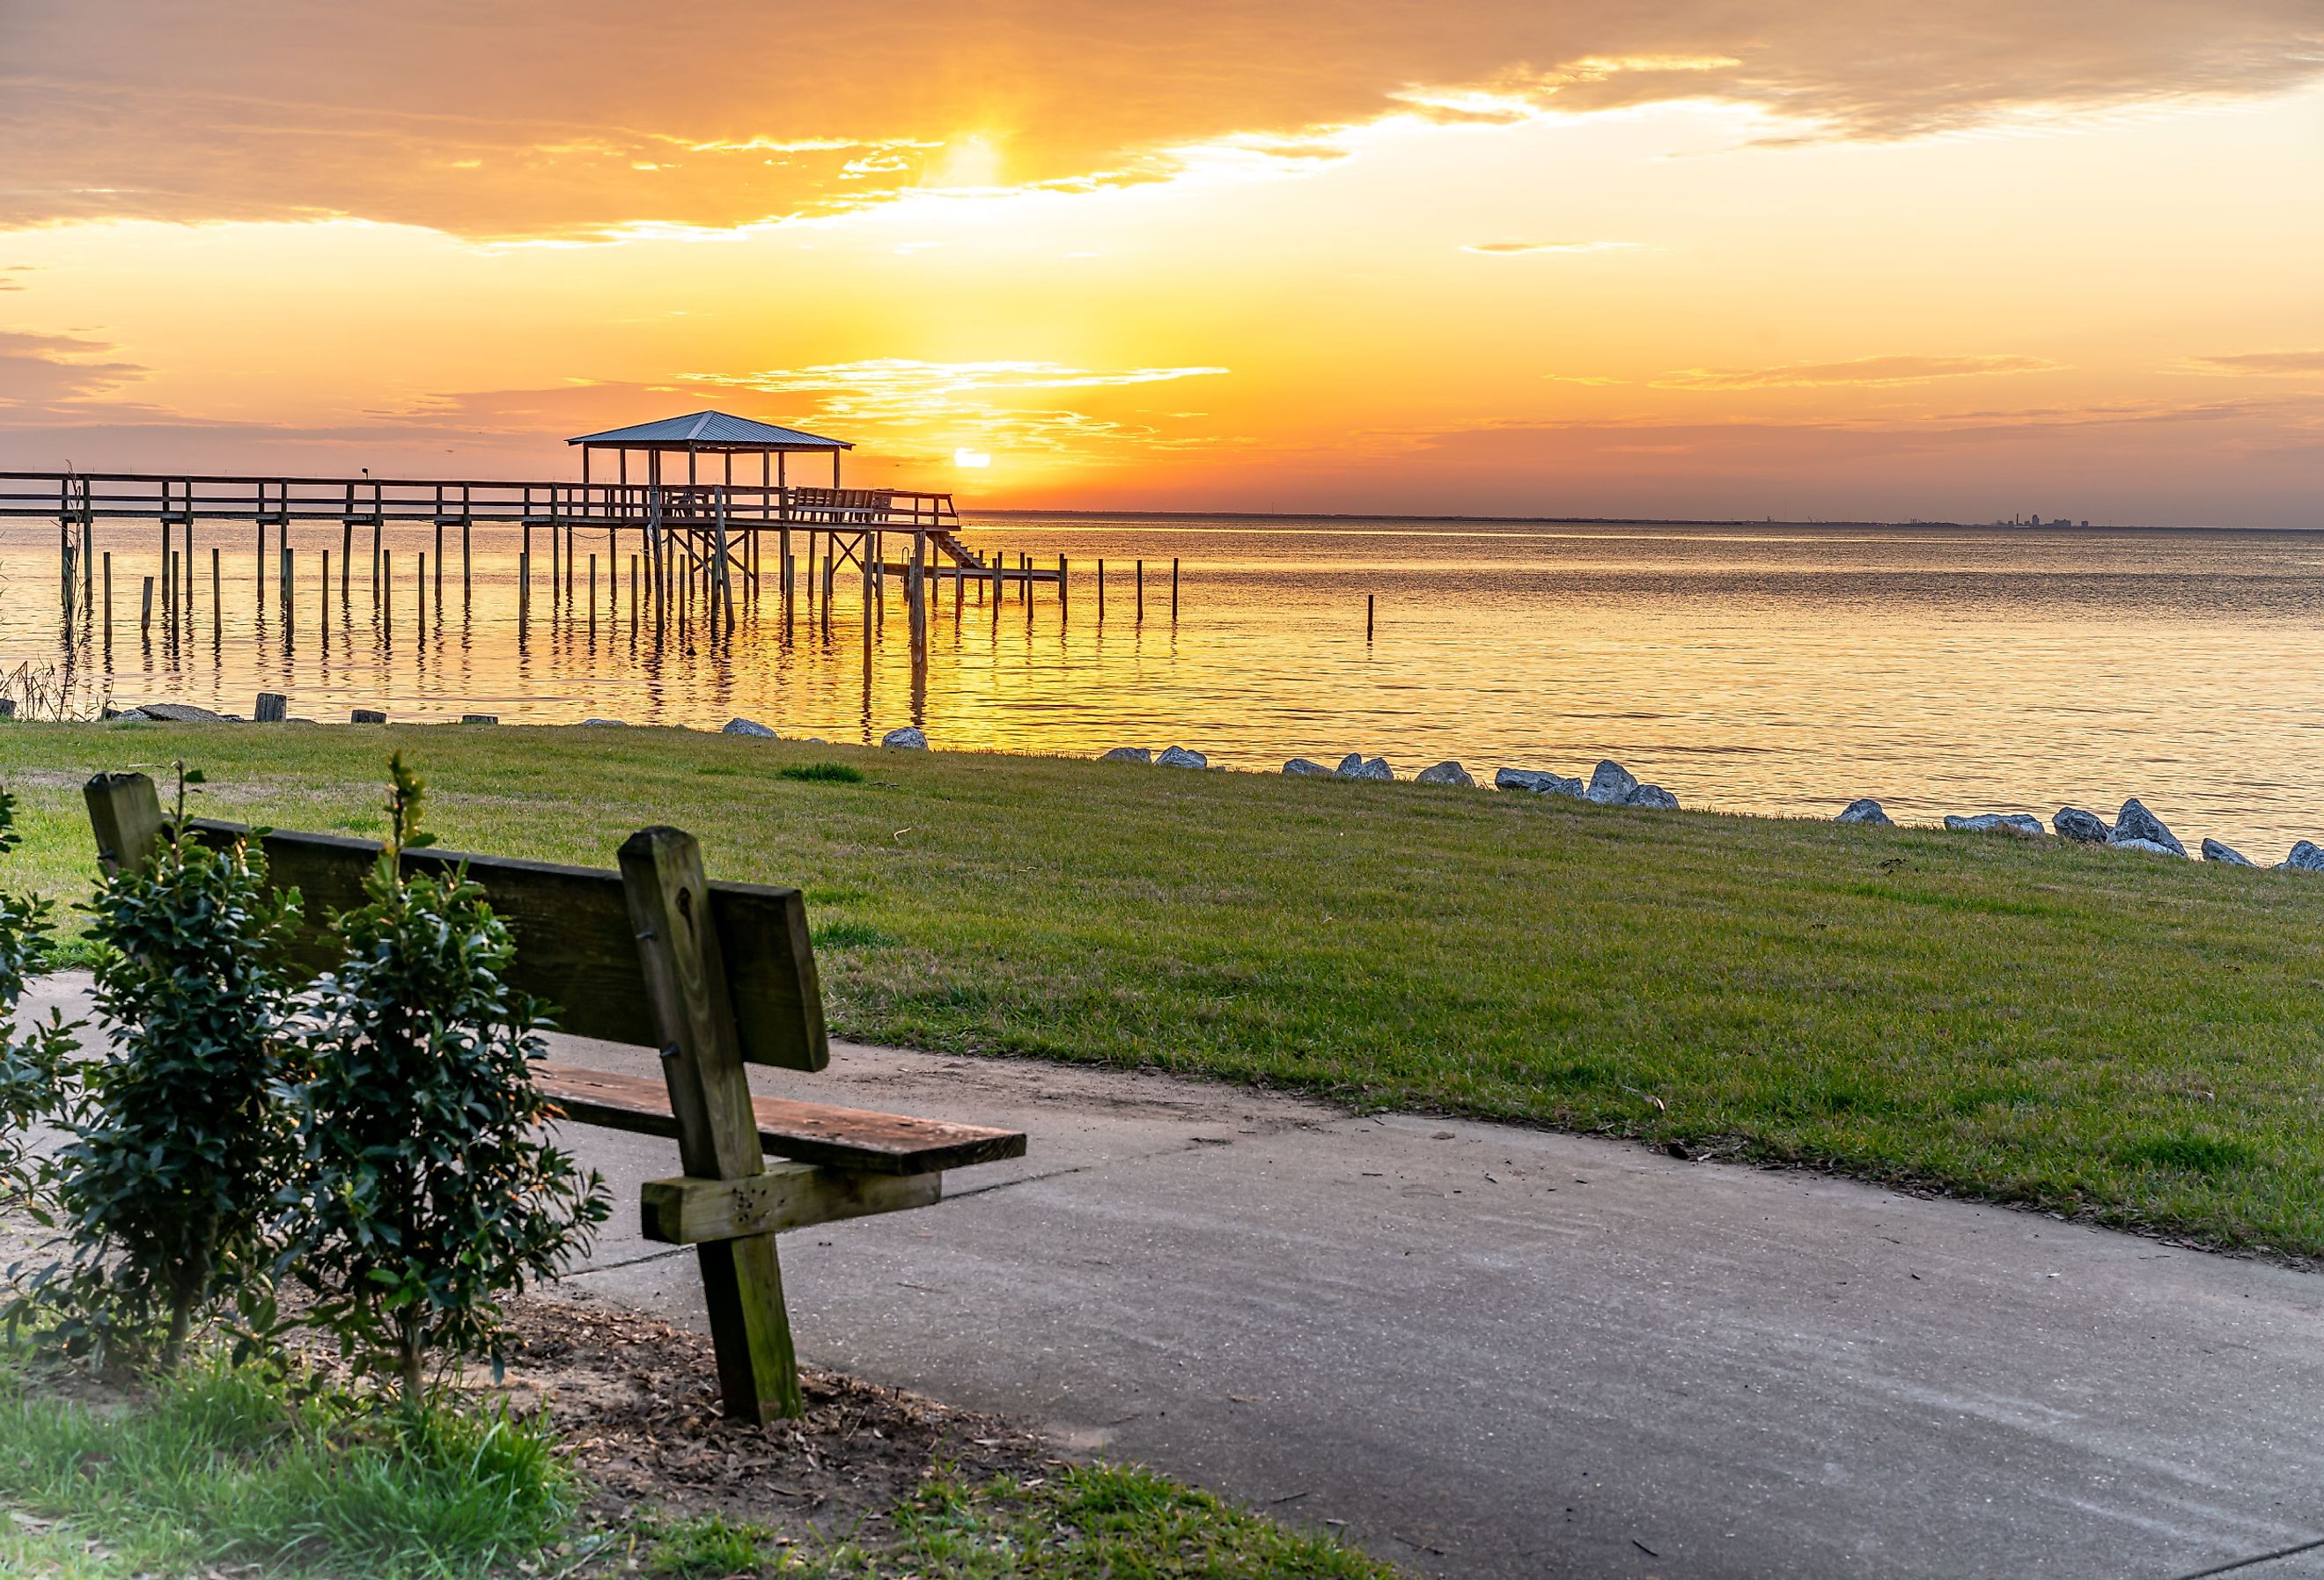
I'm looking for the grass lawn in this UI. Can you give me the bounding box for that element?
[1,720,2320,1254]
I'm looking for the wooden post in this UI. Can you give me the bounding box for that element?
[83,772,166,878]
[616,825,803,1415]
[417,552,426,631]
[382,549,392,636]
[1173,558,1180,621]
[322,551,330,636]
[1136,559,1144,622]
[1367,593,1374,642]
[1098,559,1106,621]
[1059,555,1068,623]
[140,576,153,631]
[342,519,353,598]
[210,549,220,638]
[589,555,598,634]
[462,514,472,599]
[282,548,292,635]
[254,692,287,723]
[101,553,112,644]
[371,519,382,596]
[630,554,639,636]
[254,522,265,610]
[434,519,444,603]
[519,551,530,627]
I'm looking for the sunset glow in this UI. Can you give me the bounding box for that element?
[3,2,2320,524]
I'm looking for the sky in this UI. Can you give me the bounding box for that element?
[3,1,2321,525]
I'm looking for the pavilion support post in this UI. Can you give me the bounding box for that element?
[342,519,352,599]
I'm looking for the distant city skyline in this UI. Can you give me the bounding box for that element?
[2,2,2320,526]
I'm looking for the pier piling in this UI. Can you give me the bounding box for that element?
[140,576,152,632]
[101,553,112,644]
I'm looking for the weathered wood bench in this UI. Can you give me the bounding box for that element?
[82,773,1026,1422]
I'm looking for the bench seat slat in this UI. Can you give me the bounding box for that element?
[535,1061,1026,1175]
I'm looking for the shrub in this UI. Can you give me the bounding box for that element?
[0,783,77,1219]
[286,753,607,1402]
[20,767,298,1370]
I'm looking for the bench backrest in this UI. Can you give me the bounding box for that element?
[83,773,829,1071]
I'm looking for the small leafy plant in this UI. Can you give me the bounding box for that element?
[286,753,607,1403]
[0,782,77,1220]
[23,765,300,1371]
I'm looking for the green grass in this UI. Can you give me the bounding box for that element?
[0,1347,575,1577]
[650,1466,1398,1580]
[3,720,2323,1252]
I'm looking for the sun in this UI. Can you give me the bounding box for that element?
[953,448,992,468]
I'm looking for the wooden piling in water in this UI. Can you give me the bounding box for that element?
[1059,555,1069,623]
[1173,559,1180,621]
[589,555,598,634]
[341,520,352,597]
[140,576,153,631]
[210,549,220,638]
[321,551,329,636]
[1136,559,1144,621]
[381,549,390,636]
[462,518,472,599]
[1367,594,1374,641]
[101,553,112,644]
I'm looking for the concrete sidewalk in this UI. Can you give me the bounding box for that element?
[22,974,2324,1578]
[538,1031,2324,1580]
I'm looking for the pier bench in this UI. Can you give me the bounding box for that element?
[82,773,1026,1422]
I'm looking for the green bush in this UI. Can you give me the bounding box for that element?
[0,782,77,1220]
[17,767,298,1370]
[285,754,608,1401]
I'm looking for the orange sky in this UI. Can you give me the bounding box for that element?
[4,1,2321,525]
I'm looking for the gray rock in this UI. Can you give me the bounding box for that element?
[722,717,778,739]
[2053,806,2110,842]
[1283,758,1333,776]
[1496,768,1585,797]
[1585,761,1640,805]
[578,717,627,727]
[2109,798,2185,857]
[1338,756,1394,782]
[460,714,498,725]
[349,709,387,724]
[1156,746,1208,769]
[0,699,14,720]
[881,726,929,750]
[1099,746,1152,764]
[1334,753,1367,776]
[1835,798,1893,826]
[2282,841,2324,872]
[107,708,150,722]
[1945,812,2046,836]
[132,702,225,723]
[2108,837,2181,857]
[2201,837,2254,867]
[1415,761,1475,788]
[1626,783,1680,810]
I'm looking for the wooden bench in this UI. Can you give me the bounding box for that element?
[81,773,1026,1422]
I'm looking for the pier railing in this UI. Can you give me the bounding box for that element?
[0,471,959,532]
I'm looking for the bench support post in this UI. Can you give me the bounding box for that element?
[618,825,803,1422]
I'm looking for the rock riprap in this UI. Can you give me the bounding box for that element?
[1835,799,1893,826]
[2284,841,2324,872]
[1156,746,1208,768]
[881,726,929,750]
[1283,758,1332,776]
[1945,812,2045,836]
[1099,746,1152,764]
[1585,761,1639,805]
[2053,807,2109,843]
[1496,768,1585,797]
[2109,798,2184,857]
[1415,761,1475,787]
[722,717,777,739]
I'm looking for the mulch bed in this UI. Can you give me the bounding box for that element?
[482,1289,1059,1539]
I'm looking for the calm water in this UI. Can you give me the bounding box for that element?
[4,514,2322,857]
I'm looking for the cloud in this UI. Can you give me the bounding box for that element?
[1653,354,2064,390]
[0,268,32,291]
[2179,350,2324,377]
[680,360,1232,462]
[0,329,143,406]
[2,1,2318,239]
[1460,240,1639,255]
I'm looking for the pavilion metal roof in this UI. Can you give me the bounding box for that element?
[567,411,853,451]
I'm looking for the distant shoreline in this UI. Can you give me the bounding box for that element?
[966,509,2323,535]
